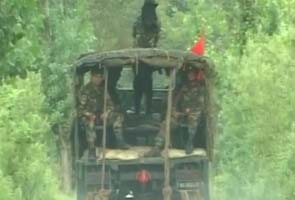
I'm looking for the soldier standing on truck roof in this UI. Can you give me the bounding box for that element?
[132,0,161,115]
[144,67,206,157]
[78,69,129,158]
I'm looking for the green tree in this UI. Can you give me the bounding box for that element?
[39,0,97,192]
[0,74,69,200]
[0,0,45,80]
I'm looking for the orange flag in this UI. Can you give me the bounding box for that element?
[191,33,206,56]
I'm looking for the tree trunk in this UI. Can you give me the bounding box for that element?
[40,0,73,193]
[59,126,72,193]
[238,0,256,55]
[41,0,52,42]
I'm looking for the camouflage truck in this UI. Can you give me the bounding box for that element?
[72,48,216,200]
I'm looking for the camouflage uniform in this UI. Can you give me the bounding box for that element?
[79,82,127,152]
[133,0,160,48]
[147,80,205,156]
[133,17,160,48]
[132,3,161,114]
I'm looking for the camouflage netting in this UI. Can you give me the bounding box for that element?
[74,48,217,160]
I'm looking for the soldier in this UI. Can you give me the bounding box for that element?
[132,0,161,114]
[78,68,129,157]
[144,67,205,157]
[133,0,160,48]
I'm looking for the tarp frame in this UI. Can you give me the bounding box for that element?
[74,48,214,75]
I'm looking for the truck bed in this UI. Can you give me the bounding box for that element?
[79,146,207,165]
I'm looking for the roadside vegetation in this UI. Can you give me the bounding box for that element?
[0,0,294,199]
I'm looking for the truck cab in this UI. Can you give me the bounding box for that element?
[73,48,216,200]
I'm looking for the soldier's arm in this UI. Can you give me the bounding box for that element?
[78,89,94,118]
[78,92,86,114]
[172,86,184,110]
[98,93,117,120]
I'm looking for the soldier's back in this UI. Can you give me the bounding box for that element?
[133,17,160,48]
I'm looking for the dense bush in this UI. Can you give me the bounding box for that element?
[0,74,69,200]
[213,29,295,200]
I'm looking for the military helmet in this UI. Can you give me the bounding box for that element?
[144,0,158,6]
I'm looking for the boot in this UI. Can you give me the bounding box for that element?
[185,128,196,155]
[114,128,130,149]
[144,136,164,157]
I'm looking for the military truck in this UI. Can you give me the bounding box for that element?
[72,48,216,200]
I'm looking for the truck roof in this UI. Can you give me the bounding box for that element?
[74,48,214,75]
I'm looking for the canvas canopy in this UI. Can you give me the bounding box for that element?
[74,48,214,75]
